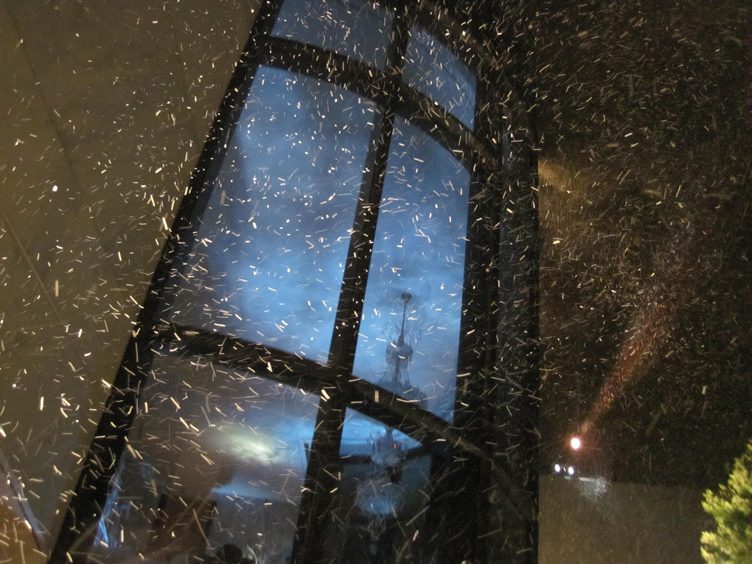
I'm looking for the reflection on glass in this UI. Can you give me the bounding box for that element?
[324,409,433,563]
[272,0,394,69]
[353,118,471,421]
[339,408,421,457]
[80,349,319,564]
[169,66,379,363]
[403,28,476,129]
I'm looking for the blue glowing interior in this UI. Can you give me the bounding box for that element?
[339,408,421,456]
[352,117,471,421]
[92,351,320,562]
[170,66,380,363]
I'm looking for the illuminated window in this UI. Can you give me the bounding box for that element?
[169,66,380,364]
[53,2,538,563]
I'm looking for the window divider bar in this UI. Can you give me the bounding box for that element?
[150,323,528,500]
[259,37,500,166]
[326,0,415,373]
[289,392,348,564]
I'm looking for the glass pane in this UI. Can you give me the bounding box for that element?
[353,118,471,421]
[403,28,476,129]
[169,66,380,364]
[340,408,421,457]
[77,349,319,564]
[324,409,434,563]
[272,0,394,69]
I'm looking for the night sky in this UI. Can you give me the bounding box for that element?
[524,0,751,488]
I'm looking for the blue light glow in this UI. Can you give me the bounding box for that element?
[353,118,470,421]
[170,66,380,363]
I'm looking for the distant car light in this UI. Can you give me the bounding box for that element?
[567,466,575,476]
[554,464,561,473]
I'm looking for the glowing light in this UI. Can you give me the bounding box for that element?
[570,436,582,450]
[554,464,561,473]
[567,466,575,476]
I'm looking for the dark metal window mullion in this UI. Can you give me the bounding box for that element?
[453,168,493,429]
[444,65,510,564]
[154,321,493,458]
[412,33,502,564]
[258,40,499,171]
[155,3,284,322]
[453,66,498,432]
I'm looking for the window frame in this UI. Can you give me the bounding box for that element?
[50,2,538,563]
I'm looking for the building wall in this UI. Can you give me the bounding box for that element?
[540,475,708,564]
[0,0,259,553]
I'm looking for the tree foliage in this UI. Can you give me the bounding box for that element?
[701,443,752,563]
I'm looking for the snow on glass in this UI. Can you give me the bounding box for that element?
[84,3,479,561]
[353,118,470,421]
[89,349,320,563]
[168,66,379,363]
[403,27,476,130]
[272,0,394,69]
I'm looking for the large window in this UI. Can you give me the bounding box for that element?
[52,2,538,563]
